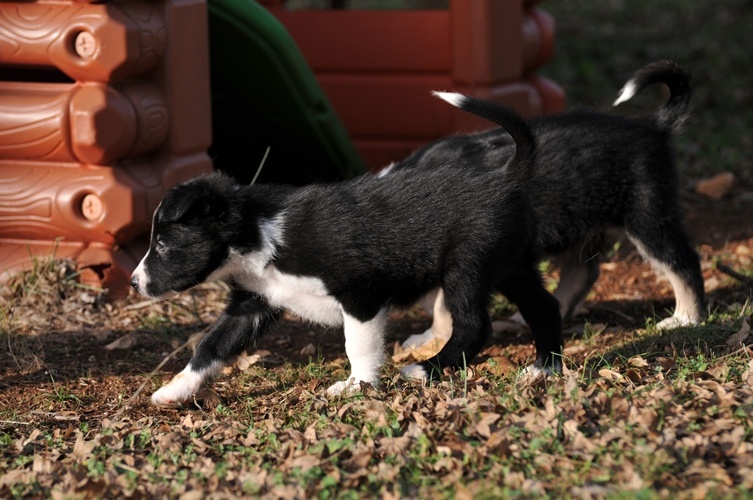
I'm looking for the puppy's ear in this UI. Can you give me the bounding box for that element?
[160,186,225,226]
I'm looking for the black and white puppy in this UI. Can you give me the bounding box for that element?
[397,60,705,352]
[130,104,563,406]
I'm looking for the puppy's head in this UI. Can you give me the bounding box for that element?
[131,174,241,298]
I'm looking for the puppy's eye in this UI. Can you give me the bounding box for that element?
[155,241,167,255]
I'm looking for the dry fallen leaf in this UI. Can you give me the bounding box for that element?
[392,335,447,362]
[71,433,95,461]
[598,368,623,382]
[695,172,735,199]
[299,343,317,356]
[235,352,262,371]
[104,333,138,351]
[187,331,204,351]
[726,318,751,350]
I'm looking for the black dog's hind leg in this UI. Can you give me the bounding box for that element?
[626,220,705,329]
[553,246,601,322]
[151,287,278,406]
[498,265,564,373]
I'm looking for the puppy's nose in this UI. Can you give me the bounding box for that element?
[130,275,139,290]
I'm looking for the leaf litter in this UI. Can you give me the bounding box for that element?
[2,233,753,497]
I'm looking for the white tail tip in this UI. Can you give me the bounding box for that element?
[613,80,637,107]
[431,90,466,108]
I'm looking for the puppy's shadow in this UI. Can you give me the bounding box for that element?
[2,282,747,400]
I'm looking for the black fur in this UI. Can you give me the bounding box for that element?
[131,107,563,394]
[395,60,704,324]
[191,288,279,372]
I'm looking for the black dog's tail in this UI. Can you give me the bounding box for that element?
[612,59,692,131]
[432,91,536,183]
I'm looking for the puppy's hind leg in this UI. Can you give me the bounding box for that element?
[151,289,277,406]
[498,265,564,374]
[402,288,453,352]
[553,248,601,322]
[402,280,492,382]
[627,224,705,329]
[327,309,387,396]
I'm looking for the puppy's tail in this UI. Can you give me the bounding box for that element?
[612,59,692,131]
[432,91,536,183]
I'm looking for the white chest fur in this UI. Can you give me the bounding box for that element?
[210,250,342,326]
[240,265,344,326]
[205,215,344,327]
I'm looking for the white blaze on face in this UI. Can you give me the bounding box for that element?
[131,253,150,294]
[132,200,162,295]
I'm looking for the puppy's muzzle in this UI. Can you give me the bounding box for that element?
[130,274,141,291]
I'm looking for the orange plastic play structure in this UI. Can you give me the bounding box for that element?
[0,0,563,297]
[0,0,213,297]
[261,0,564,169]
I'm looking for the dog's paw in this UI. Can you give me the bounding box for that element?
[150,369,204,407]
[656,314,699,330]
[400,363,429,382]
[521,364,554,378]
[326,379,353,396]
[515,364,553,389]
[326,377,376,396]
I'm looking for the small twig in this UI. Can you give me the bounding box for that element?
[250,146,271,186]
[4,308,25,372]
[717,262,753,286]
[112,331,204,418]
[122,299,161,312]
[719,343,753,361]
[0,420,31,425]
[114,463,143,476]
[740,297,750,318]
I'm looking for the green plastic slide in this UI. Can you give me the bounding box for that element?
[207,0,367,185]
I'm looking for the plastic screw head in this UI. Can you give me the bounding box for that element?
[81,194,104,221]
[74,31,98,59]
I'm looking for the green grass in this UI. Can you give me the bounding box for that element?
[542,0,753,180]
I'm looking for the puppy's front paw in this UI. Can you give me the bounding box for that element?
[326,377,377,396]
[400,363,429,382]
[656,314,698,330]
[326,379,353,396]
[151,369,204,407]
[520,364,554,378]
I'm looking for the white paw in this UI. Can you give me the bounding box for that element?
[326,379,353,396]
[400,363,429,382]
[151,368,205,406]
[515,364,553,389]
[326,377,376,396]
[656,313,699,330]
[520,364,554,378]
[401,328,449,350]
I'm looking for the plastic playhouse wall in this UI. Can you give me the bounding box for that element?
[0,0,213,297]
[0,0,564,297]
[260,0,565,170]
